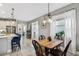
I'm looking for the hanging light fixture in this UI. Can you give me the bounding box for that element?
[42,16,47,26]
[42,3,52,27]
[48,3,52,23]
[11,8,15,19]
[10,8,16,24]
[43,3,52,24]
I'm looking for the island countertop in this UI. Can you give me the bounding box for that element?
[0,34,18,55]
[0,34,18,39]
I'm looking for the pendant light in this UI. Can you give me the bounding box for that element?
[42,16,47,26]
[11,8,15,19]
[0,3,3,6]
[48,3,52,23]
[10,8,16,24]
[42,3,52,27]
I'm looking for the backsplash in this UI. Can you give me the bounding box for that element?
[0,20,16,34]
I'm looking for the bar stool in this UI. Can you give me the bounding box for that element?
[12,42,20,52]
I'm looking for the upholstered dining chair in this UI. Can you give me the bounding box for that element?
[51,40,71,56]
[32,40,44,56]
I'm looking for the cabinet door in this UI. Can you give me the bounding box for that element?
[6,26,12,34]
[6,26,16,34]
[12,26,16,33]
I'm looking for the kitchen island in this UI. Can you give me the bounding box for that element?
[0,34,18,55]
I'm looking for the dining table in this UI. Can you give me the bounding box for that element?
[37,39,63,55]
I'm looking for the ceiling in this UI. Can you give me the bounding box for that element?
[0,3,70,22]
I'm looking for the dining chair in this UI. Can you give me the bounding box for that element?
[47,36,52,41]
[51,40,71,56]
[32,40,44,56]
[44,36,52,56]
[39,35,45,40]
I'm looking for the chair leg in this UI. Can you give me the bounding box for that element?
[45,47,50,56]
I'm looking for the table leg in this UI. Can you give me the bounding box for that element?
[45,47,50,56]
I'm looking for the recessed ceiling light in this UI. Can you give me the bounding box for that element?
[3,16,6,18]
[1,11,5,14]
[0,3,3,6]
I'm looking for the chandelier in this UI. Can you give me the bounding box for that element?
[47,3,52,23]
[43,3,52,26]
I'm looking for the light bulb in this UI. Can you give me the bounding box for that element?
[12,21,15,24]
[3,16,6,18]
[43,20,46,24]
[0,3,3,6]
[1,11,5,14]
[48,18,52,23]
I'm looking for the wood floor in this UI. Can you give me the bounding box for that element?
[5,38,79,56]
[6,38,36,56]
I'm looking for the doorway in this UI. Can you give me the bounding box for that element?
[17,23,27,50]
[31,21,39,40]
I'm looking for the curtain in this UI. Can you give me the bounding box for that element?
[64,9,76,53]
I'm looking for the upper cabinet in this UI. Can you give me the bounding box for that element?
[0,18,16,34]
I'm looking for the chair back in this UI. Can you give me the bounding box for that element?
[39,35,45,40]
[32,40,43,56]
[47,36,52,41]
[11,33,21,52]
[62,40,71,56]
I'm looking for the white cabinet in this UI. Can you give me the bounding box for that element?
[0,34,17,55]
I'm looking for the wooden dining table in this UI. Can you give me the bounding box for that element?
[38,39,63,49]
[37,39,63,55]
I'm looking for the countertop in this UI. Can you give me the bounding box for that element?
[0,34,18,39]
